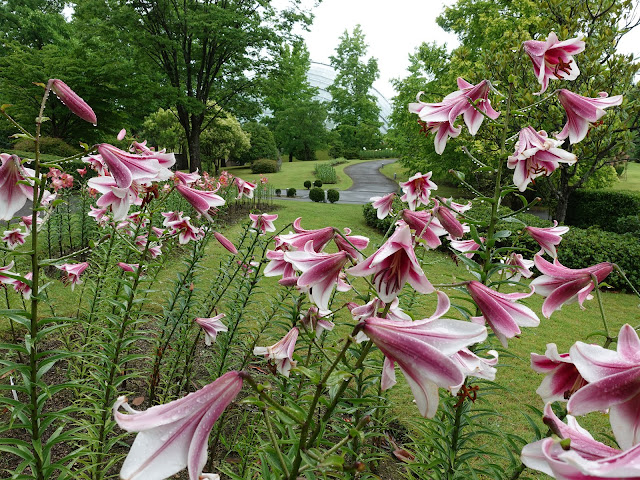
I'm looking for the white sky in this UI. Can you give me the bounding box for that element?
[301,0,640,102]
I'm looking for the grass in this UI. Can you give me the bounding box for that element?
[609,161,640,192]
[6,149,69,162]
[225,158,373,191]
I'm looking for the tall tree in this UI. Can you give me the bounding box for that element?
[328,25,381,158]
[262,41,328,161]
[74,0,312,172]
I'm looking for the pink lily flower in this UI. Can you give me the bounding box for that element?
[524,221,569,258]
[450,237,483,259]
[466,281,540,347]
[451,348,499,381]
[447,199,473,213]
[284,245,349,311]
[276,217,334,252]
[521,403,640,479]
[369,192,395,219]
[76,167,87,177]
[2,228,27,249]
[13,272,33,300]
[263,248,297,282]
[530,255,613,318]
[360,299,487,417]
[401,209,446,249]
[0,154,34,221]
[503,253,535,283]
[433,200,465,239]
[194,314,228,346]
[249,213,278,234]
[170,218,202,245]
[213,232,237,255]
[147,244,163,259]
[523,32,585,94]
[568,324,640,449]
[88,176,142,221]
[350,296,412,323]
[162,210,184,227]
[117,128,126,141]
[557,89,623,144]
[253,328,299,377]
[0,261,18,286]
[416,120,462,155]
[531,343,586,403]
[299,306,335,338]
[56,262,89,290]
[333,227,369,261]
[235,177,256,199]
[114,370,243,480]
[50,79,97,124]
[175,184,225,222]
[409,78,500,137]
[347,223,434,302]
[97,143,175,189]
[507,127,577,191]
[400,171,438,211]
[174,170,201,186]
[117,262,139,273]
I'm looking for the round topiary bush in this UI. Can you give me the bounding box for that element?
[286,187,296,197]
[313,180,323,188]
[14,137,80,157]
[309,187,325,203]
[275,188,281,196]
[327,189,339,204]
[304,180,312,189]
[251,159,278,174]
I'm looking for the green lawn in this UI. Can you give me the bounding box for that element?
[609,161,640,192]
[225,158,375,191]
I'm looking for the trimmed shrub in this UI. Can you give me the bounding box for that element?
[327,189,339,203]
[251,159,278,174]
[329,157,348,166]
[309,187,325,203]
[313,163,336,184]
[275,188,281,196]
[313,179,323,188]
[286,187,296,197]
[14,137,80,157]
[304,180,312,189]
[358,148,398,159]
[565,190,640,231]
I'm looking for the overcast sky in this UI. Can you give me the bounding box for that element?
[301,0,640,102]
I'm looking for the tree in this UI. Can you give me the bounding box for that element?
[389,0,640,221]
[73,0,312,172]
[233,122,278,165]
[328,25,381,158]
[274,101,328,161]
[262,41,328,161]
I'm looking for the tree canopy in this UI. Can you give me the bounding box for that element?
[328,25,382,158]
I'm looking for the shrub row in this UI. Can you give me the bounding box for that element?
[363,201,640,291]
[566,189,640,233]
[358,149,398,159]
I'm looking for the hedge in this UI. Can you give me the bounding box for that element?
[251,159,278,174]
[566,190,640,232]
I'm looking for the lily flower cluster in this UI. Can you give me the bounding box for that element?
[409,32,623,194]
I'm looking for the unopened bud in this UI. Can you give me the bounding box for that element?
[49,79,97,125]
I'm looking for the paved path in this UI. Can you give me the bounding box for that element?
[278,159,399,204]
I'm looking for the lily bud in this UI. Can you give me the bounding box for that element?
[49,79,97,125]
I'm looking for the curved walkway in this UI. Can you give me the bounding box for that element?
[281,159,399,204]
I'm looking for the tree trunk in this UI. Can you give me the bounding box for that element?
[289,152,293,162]
[187,131,201,173]
[554,167,572,223]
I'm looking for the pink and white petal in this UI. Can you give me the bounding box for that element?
[618,324,640,363]
[568,367,640,416]
[609,393,640,450]
[381,356,397,390]
[570,342,635,382]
